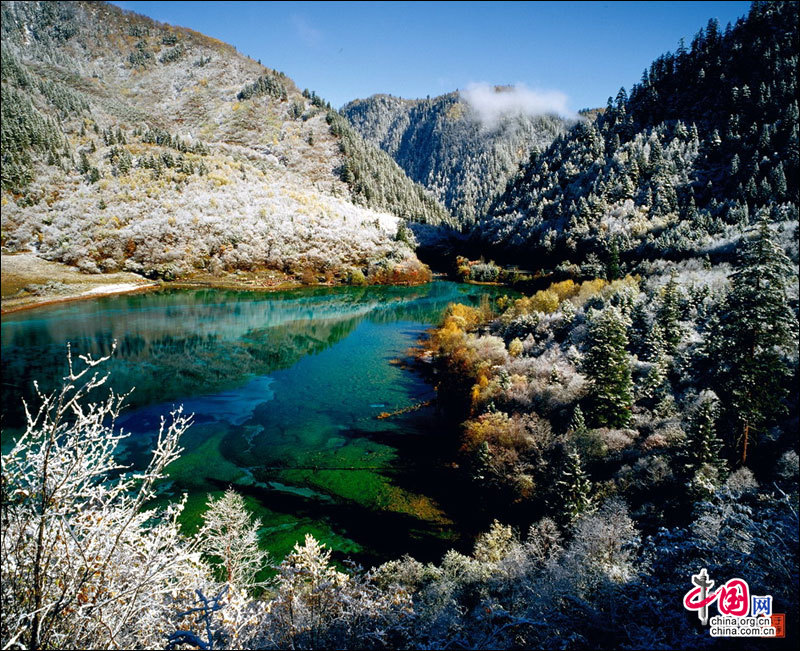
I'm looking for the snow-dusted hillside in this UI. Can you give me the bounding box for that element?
[342,91,568,226]
[0,1,441,282]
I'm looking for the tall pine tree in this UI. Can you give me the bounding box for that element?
[556,445,593,524]
[584,306,634,427]
[680,392,727,498]
[658,271,682,354]
[707,219,797,463]
[681,392,726,475]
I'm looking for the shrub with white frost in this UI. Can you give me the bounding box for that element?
[0,344,209,650]
[197,489,268,590]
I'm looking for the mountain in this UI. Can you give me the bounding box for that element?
[0,0,448,282]
[342,91,567,227]
[474,0,798,276]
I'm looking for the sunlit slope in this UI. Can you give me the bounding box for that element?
[0,1,447,280]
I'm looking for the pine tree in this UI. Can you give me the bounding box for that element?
[472,440,492,482]
[78,151,90,174]
[658,272,682,353]
[605,238,621,280]
[642,321,667,362]
[680,392,727,498]
[681,392,726,475]
[568,405,588,436]
[584,307,633,427]
[707,218,797,463]
[557,446,593,524]
[628,299,650,356]
[769,162,787,199]
[640,326,670,405]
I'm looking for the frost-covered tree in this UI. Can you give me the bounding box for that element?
[707,219,797,463]
[584,306,633,427]
[556,446,594,524]
[657,271,682,353]
[196,490,268,590]
[683,392,726,473]
[680,391,727,497]
[568,404,588,437]
[0,345,207,650]
[262,534,412,649]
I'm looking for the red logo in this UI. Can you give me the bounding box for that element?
[684,572,750,619]
[768,614,786,638]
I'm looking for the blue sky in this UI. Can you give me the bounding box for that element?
[112,1,751,110]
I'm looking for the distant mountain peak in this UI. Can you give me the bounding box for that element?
[342,89,568,225]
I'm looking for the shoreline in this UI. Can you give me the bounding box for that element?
[1,283,160,316]
[1,253,160,316]
[1,254,433,316]
[2,277,437,315]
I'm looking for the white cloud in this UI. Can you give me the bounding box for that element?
[291,15,322,48]
[460,82,575,126]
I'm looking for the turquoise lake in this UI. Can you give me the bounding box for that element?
[1,281,511,565]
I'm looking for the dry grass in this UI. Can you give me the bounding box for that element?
[1,253,154,312]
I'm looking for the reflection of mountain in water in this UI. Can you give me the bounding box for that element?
[1,281,517,564]
[1,282,511,428]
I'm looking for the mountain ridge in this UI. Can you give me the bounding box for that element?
[472,0,798,276]
[342,89,568,227]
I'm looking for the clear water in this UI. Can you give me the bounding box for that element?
[1,282,511,565]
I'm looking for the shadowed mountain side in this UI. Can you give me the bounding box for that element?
[343,91,568,226]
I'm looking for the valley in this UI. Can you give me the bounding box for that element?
[1,1,797,649]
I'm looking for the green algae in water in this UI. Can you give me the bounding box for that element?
[1,281,514,564]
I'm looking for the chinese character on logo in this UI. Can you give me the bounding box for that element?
[717,578,750,616]
[751,595,772,617]
[683,568,716,625]
[684,571,752,622]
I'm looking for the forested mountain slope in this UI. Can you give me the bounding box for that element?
[342,91,567,226]
[0,1,447,281]
[475,0,798,276]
